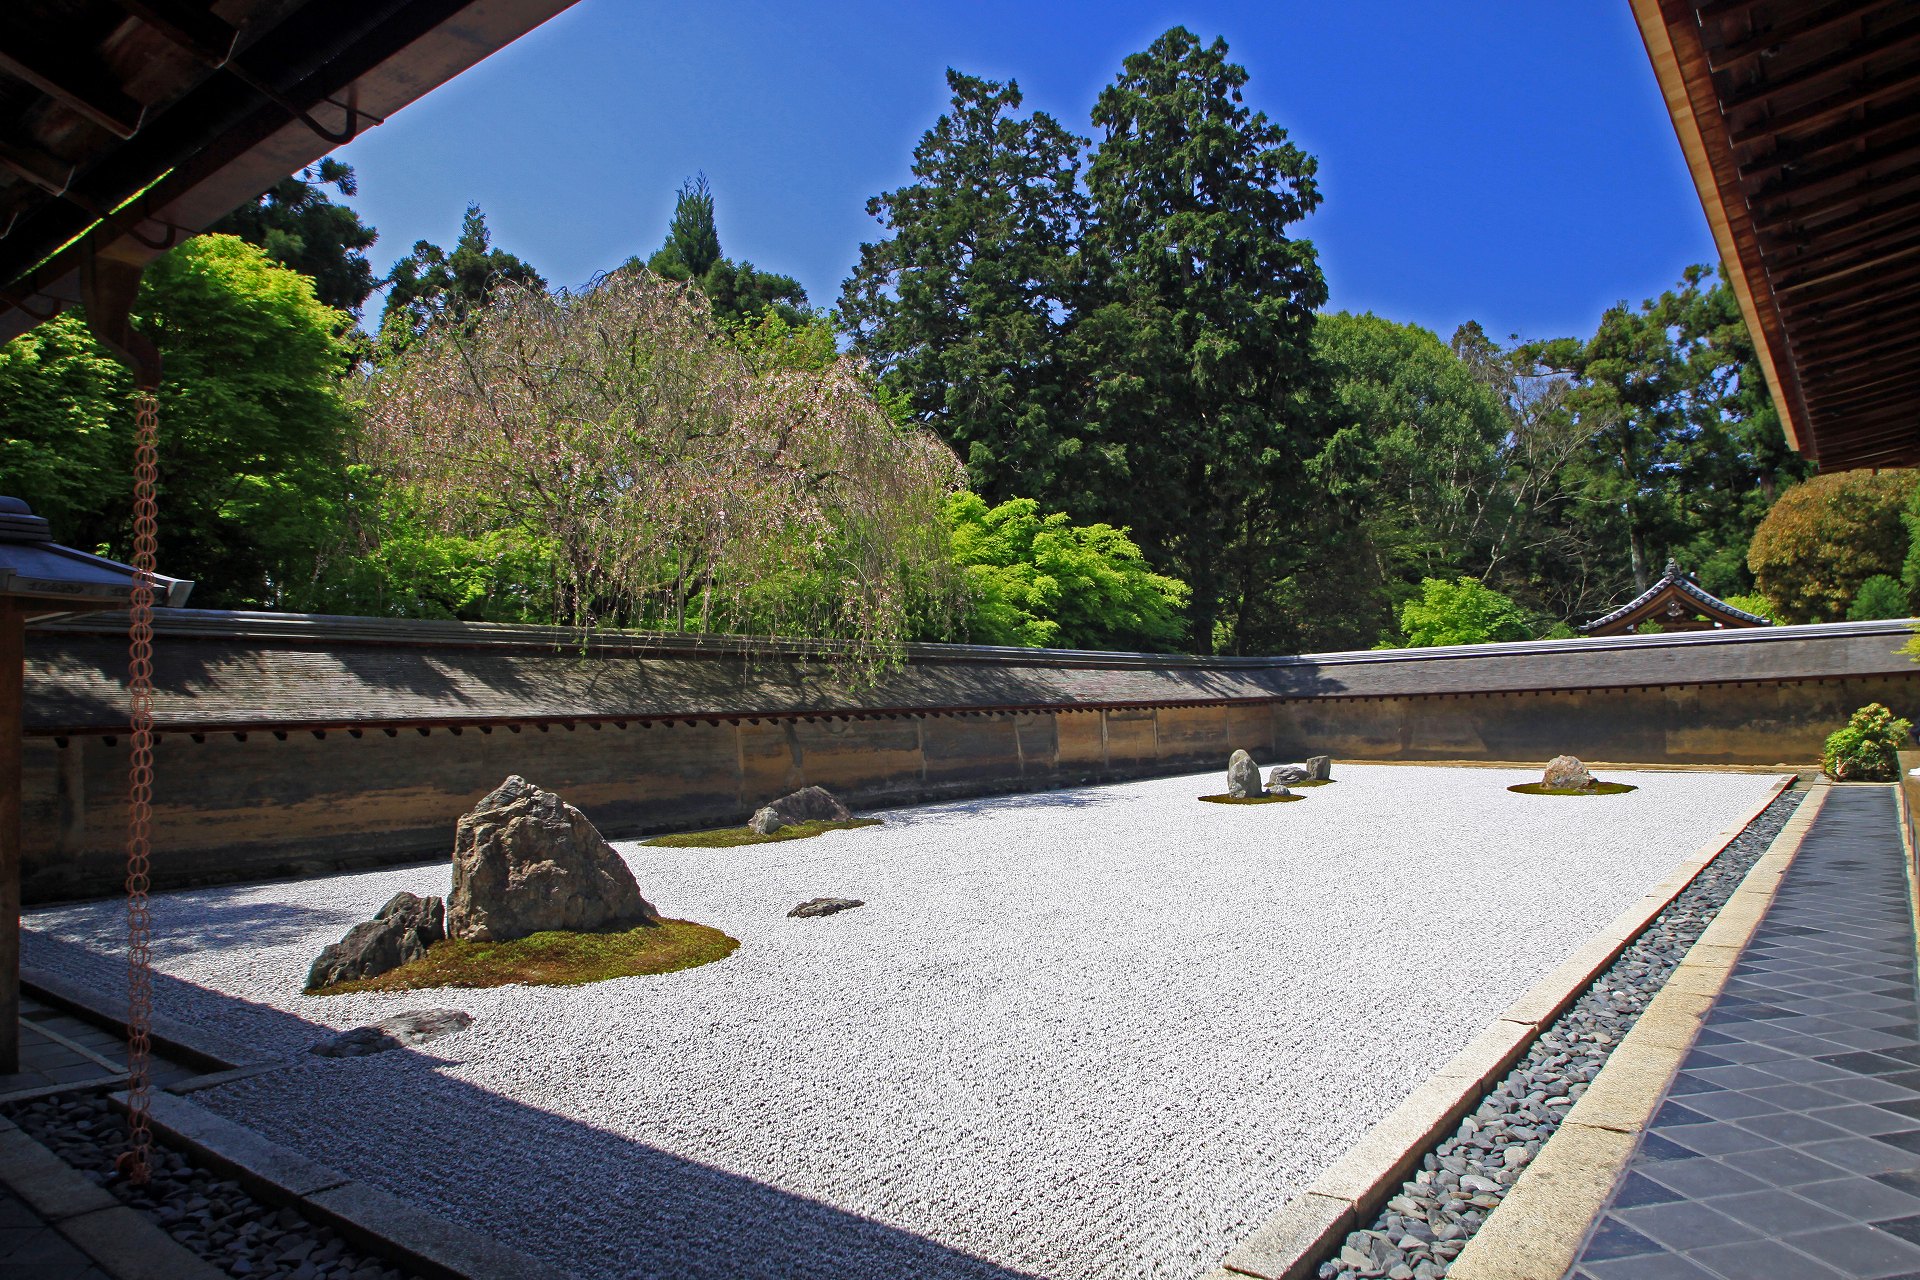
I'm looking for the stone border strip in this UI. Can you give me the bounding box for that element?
[0,1109,228,1280]
[22,963,255,1071]
[108,1088,579,1280]
[1442,783,1830,1279]
[1214,773,1799,1280]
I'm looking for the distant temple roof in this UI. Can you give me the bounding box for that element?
[1580,560,1770,636]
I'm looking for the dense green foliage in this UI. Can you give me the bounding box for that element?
[1747,470,1919,623]
[846,30,1328,652]
[1,236,356,608]
[378,204,545,350]
[1396,577,1535,648]
[210,159,379,314]
[638,176,809,326]
[1848,575,1909,622]
[1822,703,1912,782]
[946,493,1187,650]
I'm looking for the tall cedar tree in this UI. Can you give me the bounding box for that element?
[210,158,378,314]
[840,72,1088,506]
[1080,28,1328,651]
[378,204,545,350]
[641,177,810,327]
[1520,266,1805,600]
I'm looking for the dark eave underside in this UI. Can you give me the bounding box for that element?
[0,0,575,344]
[1635,0,1920,471]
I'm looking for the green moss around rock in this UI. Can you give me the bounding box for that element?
[643,818,882,848]
[307,918,738,994]
[1290,778,1335,788]
[1198,793,1306,805]
[1506,782,1639,797]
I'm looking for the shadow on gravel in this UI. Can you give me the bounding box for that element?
[20,932,1039,1280]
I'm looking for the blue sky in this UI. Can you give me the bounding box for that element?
[332,0,1714,345]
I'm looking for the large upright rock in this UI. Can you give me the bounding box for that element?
[307,892,445,990]
[447,776,658,942]
[1227,749,1264,799]
[749,785,853,836]
[1543,755,1596,792]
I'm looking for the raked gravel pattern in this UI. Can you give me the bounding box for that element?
[23,765,1785,1280]
[1318,788,1805,1280]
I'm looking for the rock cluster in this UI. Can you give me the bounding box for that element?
[306,892,444,990]
[1316,790,1803,1280]
[1270,755,1333,786]
[1226,749,1264,798]
[448,775,658,942]
[5,1093,414,1280]
[1542,755,1596,791]
[311,1010,474,1058]
[750,785,853,835]
[788,897,864,918]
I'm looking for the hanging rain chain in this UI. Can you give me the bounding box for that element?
[115,388,160,1186]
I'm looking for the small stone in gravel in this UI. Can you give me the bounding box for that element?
[311,1010,473,1057]
[787,897,865,919]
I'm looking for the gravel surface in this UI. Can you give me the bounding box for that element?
[5,1091,417,1280]
[23,765,1784,1280]
[1317,789,1804,1280]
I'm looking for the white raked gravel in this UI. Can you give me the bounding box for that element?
[24,764,1783,1280]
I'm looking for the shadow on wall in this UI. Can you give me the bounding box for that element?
[21,932,1040,1280]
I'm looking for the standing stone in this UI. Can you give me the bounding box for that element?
[749,785,854,835]
[446,776,658,942]
[1305,754,1333,781]
[1543,755,1596,791]
[307,892,445,990]
[1227,749,1264,798]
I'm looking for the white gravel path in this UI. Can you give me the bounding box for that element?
[24,764,1783,1280]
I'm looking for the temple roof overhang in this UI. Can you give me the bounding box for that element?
[1630,0,1920,471]
[1581,559,1770,636]
[0,0,577,346]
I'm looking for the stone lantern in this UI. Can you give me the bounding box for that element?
[0,497,190,1072]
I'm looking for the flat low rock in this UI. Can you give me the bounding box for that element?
[788,897,865,918]
[306,891,444,990]
[750,786,854,836]
[448,775,658,942]
[311,1009,474,1058]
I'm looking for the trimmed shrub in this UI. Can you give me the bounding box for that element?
[1748,470,1919,623]
[1821,703,1913,782]
[1847,575,1909,622]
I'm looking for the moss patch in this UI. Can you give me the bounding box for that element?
[1198,793,1306,805]
[309,919,738,994]
[1291,778,1335,788]
[643,818,882,848]
[1506,782,1639,797]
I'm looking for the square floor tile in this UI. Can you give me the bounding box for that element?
[1670,1123,1780,1156]
[1584,1216,1665,1261]
[1612,1173,1686,1210]
[1616,1200,1762,1250]
[1685,1091,1786,1122]
[1687,1239,1846,1280]
[1642,1158,1770,1200]
[1812,1105,1920,1137]
[1737,1146,1854,1188]
[1781,1224,1920,1278]
[1733,1112,1857,1146]
[1586,1253,1721,1280]
[1709,1187,1852,1235]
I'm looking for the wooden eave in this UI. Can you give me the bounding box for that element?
[1630,0,1920,471]
[0,0,577,343]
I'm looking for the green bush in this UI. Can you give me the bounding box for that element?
[1821,702,1913,782]
[1748,469,1919,623]
[1720,592,1774,622]
[1397,576,1535,647]
[1848,574,1910,622]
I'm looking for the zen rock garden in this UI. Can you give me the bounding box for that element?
[306,775,868,994]
[1209,748,1334,802]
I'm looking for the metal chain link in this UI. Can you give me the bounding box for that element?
[115,389,159,1187]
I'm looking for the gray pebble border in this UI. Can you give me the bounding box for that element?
[1315,788,1805,1280]
[4,1092,418,1280]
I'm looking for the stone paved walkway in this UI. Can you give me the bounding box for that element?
[1569,786,1920,1280]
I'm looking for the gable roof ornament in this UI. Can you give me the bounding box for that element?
[1579,560,1768,636]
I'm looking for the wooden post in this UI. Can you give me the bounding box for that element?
[0,601,23,1075]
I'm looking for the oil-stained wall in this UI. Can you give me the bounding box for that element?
[21,674,1911,902]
